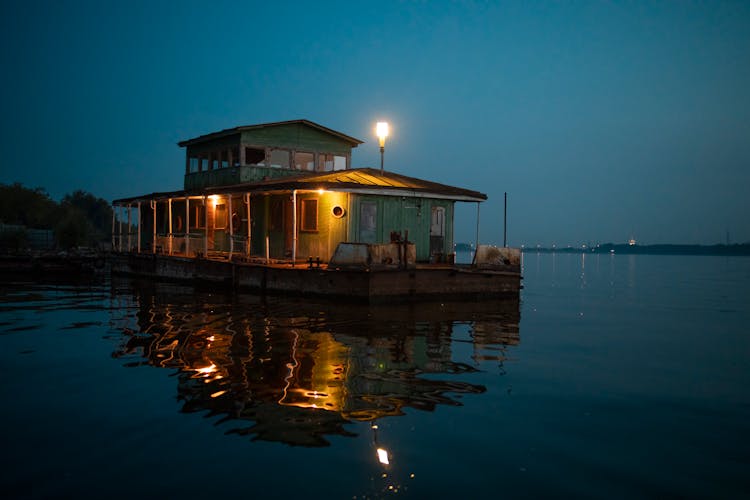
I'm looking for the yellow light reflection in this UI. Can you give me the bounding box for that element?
[377,448,390,465]
[195,363,217,375]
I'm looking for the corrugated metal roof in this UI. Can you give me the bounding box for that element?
[177,119,364,147]
[113,168,487,204]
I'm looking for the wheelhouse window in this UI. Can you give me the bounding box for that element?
[300,199,318,232]
[189,157,200,173]
[245,147,265,166]
[318,154,347,171]
[294,151,315,171]
[268,149,290,168]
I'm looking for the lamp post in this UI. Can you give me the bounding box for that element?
[376,121,389,175]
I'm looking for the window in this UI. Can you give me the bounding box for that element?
[189,157,199,173]
[214,203,227,229]
[300,199,318,231]
[200,157,208,171]
[220,150,229,168]
[268,149,290,168]
[334,155,346,170]
[294,151,315,171]
[245,147,265,165]
[318,154,347,171]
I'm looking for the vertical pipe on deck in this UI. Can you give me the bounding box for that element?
[228,195,233,258]
[136,202,141,253]
[292,190,297,264]
[203,196,208,256]
[168,198,173,255]
[475,202,480,262]
[185,196,190,256]
[151,200,156,253]
[127,204,132,252]
[245,193,251,256]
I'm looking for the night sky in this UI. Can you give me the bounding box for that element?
[1,1,748,246]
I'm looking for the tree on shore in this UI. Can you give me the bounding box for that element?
[0,183,113,249]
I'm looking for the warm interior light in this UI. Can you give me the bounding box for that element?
[376,122,389,147]
[209,195,220,206]
[317,189,325,195]
[377,448,390,465]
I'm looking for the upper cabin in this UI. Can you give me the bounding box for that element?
[181,120,364,190]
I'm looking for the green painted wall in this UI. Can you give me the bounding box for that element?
[241,123,353,154]
[348,195,455,262]
[185,165,301,190]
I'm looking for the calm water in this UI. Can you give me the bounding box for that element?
[1,253,748,498]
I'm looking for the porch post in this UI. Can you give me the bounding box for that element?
[168,198,173,255]
[111,205,116,251]
[475,201,480,262]
[245,193,251,256]
[203,196,208,256]
[151,200,156,253]
[228,195,234,258]
[127,204,132,252]
[292,190,297,264]
[185,196,190,256]
[119,206,123,252]
[136,201,141,253]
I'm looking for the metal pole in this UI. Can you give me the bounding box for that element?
[292,190,297,264]
[503,192,507,248]
[475,202,480,262]
[119,206,123,252]
[380,146,384,175]
[203,196,208,256]
[136,202,141,253]
[151,200,156,253]
[245,193,251,256]
[228,195,233,258]
[185,196,190,256]
[111,206,116,251]
[127,204,132,252]
[167,198,173,255]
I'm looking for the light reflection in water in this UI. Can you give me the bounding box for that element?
[110,279,521,449]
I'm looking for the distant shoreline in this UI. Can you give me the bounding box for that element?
[518,243,750,256]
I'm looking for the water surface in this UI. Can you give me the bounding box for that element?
[1,254,748,498]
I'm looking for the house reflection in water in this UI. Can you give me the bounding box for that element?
[111,281,520,447]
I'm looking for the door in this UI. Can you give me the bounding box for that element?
[359,201,377,243]
[430,206,445,256]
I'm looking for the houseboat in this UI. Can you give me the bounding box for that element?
[111,119,521,301]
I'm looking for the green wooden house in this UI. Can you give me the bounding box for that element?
[113,120,486,263]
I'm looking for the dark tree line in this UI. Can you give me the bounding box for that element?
[0,183,113,250]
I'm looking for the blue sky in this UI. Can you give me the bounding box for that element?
[1,1,748,246]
